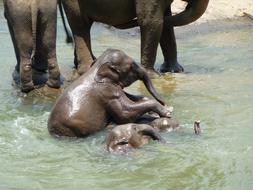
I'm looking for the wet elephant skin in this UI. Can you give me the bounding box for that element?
[105,123,161,153]
[48,49,171,137]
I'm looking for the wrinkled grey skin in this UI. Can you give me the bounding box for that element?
[4,0,61,92]
[61,0,209,76]
[48,49,171,137]
[105,123,161,153]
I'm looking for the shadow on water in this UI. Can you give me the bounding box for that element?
[0,2,253,189]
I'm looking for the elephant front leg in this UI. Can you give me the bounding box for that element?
[139,23,163,78]
[159,8,184,73]
[73,33,94,76]
[62,0,94,78]
[136,1,164,77]
[108,93,171,124]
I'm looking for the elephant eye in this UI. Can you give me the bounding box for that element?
[117,141,128,145]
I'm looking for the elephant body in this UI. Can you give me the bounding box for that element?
[4,0,61,92]
[61,0,209,76]
[48,49,171,137]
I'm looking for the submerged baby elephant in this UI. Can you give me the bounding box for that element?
[106,117,179,152]
[105,123,161,152]
[48,49,171,137]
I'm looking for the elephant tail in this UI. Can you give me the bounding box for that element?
[31,0,38,59]
[58,0,73,43]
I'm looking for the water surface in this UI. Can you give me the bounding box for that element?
[0,3,253,190]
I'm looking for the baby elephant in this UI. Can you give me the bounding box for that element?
[48,49,171,137]
[105,124,161,152]
[105,117,179,152]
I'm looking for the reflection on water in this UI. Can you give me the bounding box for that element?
[0,3,253,189]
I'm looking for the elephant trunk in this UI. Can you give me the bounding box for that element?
[167,0,209,26]
[138,125,161,141]
[136,65,165,105]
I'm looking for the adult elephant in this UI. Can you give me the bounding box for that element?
[61,0,209,77]
[48,49,171,137]
[4,0,64,92]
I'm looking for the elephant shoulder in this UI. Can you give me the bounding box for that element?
[96,83,123,100]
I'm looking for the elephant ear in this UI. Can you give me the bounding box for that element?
[95,62,120,84]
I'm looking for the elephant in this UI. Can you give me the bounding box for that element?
[105,123,161,152]
[48,49,172,137]
[60,0,209,77]
[105,116,179,152]
[4,0,71,92]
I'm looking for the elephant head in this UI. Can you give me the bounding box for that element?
[106,124,161,152]
[168,0,209,26]
[94,49,165,105]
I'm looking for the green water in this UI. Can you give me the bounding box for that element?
[1,3,253,189]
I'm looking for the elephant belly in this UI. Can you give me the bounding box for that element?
[81,0,136,25]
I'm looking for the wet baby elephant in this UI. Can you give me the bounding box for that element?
[4,0,61,92]
[105,124,161,152]
[105,117,179,152]
[48,49,172,137]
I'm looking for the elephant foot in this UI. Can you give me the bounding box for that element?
[160,61,184,73]
[32,69,48,86]
[21,81,35,93]
[12,70,34,93]
[46,77,62,89]
[12,69,20,85]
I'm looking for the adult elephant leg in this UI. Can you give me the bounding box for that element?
[136,1,163,77]
[160,8,184,73]
[62,0,94,77]
[36,0,61,88]
[6,20,21,84]
[73,24,94,76]
[6,5,34,92]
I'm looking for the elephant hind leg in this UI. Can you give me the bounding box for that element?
[12,20,34,92]
[159,25,184,73]
[4,2,34,91]
[159,8,184,73]
[35,3,61,88]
